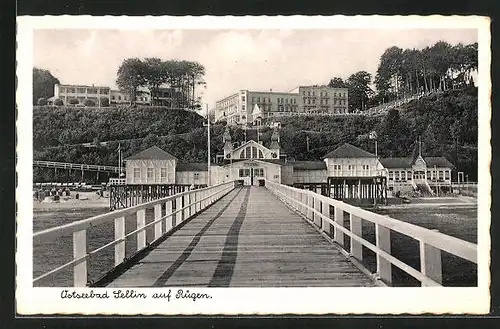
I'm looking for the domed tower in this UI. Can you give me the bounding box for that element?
[223,126,234,159]
[269,127,281,159]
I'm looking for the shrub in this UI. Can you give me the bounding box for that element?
[37,97,47,106]
[68,98,79,105]
[53,98,64,106]
[100,98,110,107]
[83,99,96,107]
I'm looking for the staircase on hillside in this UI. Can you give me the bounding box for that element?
[415,182,433,197]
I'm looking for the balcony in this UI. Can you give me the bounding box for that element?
[328,169,387,177]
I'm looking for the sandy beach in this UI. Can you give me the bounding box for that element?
[33,191,109,210]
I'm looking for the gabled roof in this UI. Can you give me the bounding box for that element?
[379,157,413,169]
[125,146,177,161]
[323,143,376,159]
[233,140,270,153]
[176,163,208,172]
[290,161,327,171]
[379,156,454,169]
[424,157,454,168]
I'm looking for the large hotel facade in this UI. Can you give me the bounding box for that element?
[51,84,183,106]
[215,85,349,125]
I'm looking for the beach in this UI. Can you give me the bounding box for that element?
[33,191,109,210]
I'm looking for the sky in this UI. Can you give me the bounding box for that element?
[34,28,478,110]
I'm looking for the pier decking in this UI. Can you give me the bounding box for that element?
[106,187,376,287]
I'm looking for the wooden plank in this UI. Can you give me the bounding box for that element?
[420,239,443,286]
[350,214,363,261]
[73,230,87,287]
[376,223,392,285]
[114,216,125,267]
[136,209,146,251]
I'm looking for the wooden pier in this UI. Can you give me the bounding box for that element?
[33,179,477,289]
[103,187,376,287]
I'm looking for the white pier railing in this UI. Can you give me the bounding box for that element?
[265,180,477,286]
[33,181,236,287]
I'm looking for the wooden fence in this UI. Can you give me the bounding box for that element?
[265,180,477,286]
[33,181,236,287]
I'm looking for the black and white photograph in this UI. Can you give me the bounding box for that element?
[16,15,490,314]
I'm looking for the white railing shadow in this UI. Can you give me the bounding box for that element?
[33,181,236,287]
[265,180,477,287]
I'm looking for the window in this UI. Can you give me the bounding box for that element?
[388,171,394,180]
[308,91,311,96]
[362,165,369,170]
[133,168,140,180]
[445,171,450,180]
[395,171,400,181]
[111,96,115,100]
[118,96,122,100]
[60,87,66,93]
[194,173,200,179]
[147,168,154,180]
[258,149,264,158]
[268,97,271,102]
[88,88,98,94]
[242,96,246,101]
[76,88,86,93]
[161,168,167,180]
[99,89,109,95]
[257,97,260,102]
[348,165,354,171]
[438,171,444,180]
[333,164,341,170]
[312,91,315,96]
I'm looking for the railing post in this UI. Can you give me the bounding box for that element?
[176,195,183,224]
[154,204,162,241]
[183,194,190,220]
[165,200,173,232]
[136,209,146,251]
[321,200,329,233]
[192,191,198,214]
[306,193,313,220]
[375,223,392,285]
[419,237,443,286]
[314,196,321,227]
[349,214,363,260]
[114,216,125,267]
[334,207,344,246]
[73,229,87,287]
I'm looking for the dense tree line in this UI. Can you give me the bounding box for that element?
[33,68,60,105]
[116,58,206,109]
[328,41,478,111]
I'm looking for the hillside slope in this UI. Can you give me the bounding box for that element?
[33,88,478,182]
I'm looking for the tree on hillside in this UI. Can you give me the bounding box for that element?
[33,68,60,105]
[143,57,167,106]
[116,58,147,105]
[346,71,374,111]
[328,77,347,88]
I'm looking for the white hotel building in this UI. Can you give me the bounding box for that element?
[215,85,349,126]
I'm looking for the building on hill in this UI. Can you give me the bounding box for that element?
[110,88,151,105]
[53,83,111,106]
[215,85,349,126]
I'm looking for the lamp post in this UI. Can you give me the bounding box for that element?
[204,104,211,186]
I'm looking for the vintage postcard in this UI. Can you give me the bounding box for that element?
[16,15,491,315]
